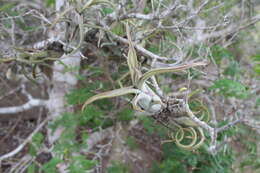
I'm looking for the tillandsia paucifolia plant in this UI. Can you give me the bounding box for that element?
[82,22,208,150]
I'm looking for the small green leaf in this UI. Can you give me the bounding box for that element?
[224,60,240,77]
[211,45,234,64]
[32,132,44,148]
[139,116,155,134]
[0,3,15,12]
[102,7,113,15]
[29,144,37,157]
[46,0,55,7]
[111,22,125,36]
[251,54,260,62]
[68,156,96,172]
[253,64,260,75]
[80,105,104,126]
[41,158,63,173]
[107,161,129,173]
[256,97,260,108]
[118,108,134,122]
[165,31,177,42]
[27,163,36,173]
[147,45,160,54]
[126,136,138,150]
[66,82,101,105]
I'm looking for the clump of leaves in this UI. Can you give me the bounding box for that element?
[40,111,97,172]
[41,157,63,173]
[117,107,134,122]
[28,132,44,157]
[152,143,234,173]
[209,78,248,99]
[81,23,207,150]
[126,136,139,150]
[251,54,260,75]
[82,23,206,114]
[66,81,101,105]
[211,45,241,77]
[68,156,97,173]
[107,161,130,173]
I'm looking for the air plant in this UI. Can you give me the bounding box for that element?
[82,23,208,149]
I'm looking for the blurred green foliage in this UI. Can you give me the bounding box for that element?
[46,0,55,7]
[68,156,97,173]
[41,157,63,173]
[209,78,249,99]
[0,2,16,13]
[117,107,134,122]
[152,143,234,173]
[107,162,130,173]
[101,7,114,15]
[29,132,44,157]
[251,54,260,75]
[211,45,241,77]
[126,136,139,150]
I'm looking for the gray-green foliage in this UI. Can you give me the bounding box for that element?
[36,81,111,172]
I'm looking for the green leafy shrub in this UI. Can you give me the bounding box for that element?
[211,45,234,64]
[29,132,44,157]
[107,162,130,173]
[126,136,139,150]
[117,107,134,122]
[66,82,101,105]
[209,78,248,99]
[152,143,234,173]
[41,157,63,173]
[68,156,97,173]
[251,54,260,75]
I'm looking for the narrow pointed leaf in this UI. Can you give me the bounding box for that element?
[138,61,207,88]
[126,23,142,85]
[82,86,140,111]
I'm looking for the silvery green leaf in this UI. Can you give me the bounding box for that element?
[138,61,207,88]
[82,86,140,110]
[126,23,142,85]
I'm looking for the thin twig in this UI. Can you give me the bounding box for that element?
[0,117,49,161]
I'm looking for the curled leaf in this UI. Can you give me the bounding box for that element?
[191,127,205,149]
[175,127,197,149]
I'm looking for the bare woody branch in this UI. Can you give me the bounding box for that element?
[0,117,49,161]
[0,98,47,114]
